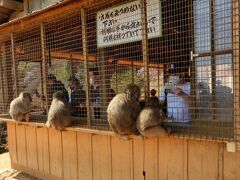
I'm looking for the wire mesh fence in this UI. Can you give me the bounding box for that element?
[0,0,239,140]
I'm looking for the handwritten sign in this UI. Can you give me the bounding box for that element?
[97,0,162,48]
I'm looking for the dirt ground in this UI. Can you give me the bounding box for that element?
[0,153,41,180]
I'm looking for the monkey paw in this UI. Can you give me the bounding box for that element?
[166,127,172,135]
[116,133,130,140]
[25,114,30,122]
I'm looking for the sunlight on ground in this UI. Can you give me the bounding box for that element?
[0,153,41,180]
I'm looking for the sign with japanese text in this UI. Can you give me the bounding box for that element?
[97,0,162,48]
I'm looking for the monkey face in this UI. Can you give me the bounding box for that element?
[124,84,141,100]
[53,91,66,100]
[21,92,32,104]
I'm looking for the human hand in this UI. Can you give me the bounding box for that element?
[171,87,185,96]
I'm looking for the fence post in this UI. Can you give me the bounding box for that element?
[81,8,92,127]
[40,23,49,112]
[141,0,150,100]
[11,33,19,97]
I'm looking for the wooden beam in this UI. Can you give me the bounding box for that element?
[98,48,108,120]
[0,46,5,112]
[49,50,96,62]
[81,8,92,127]
[11,33,19,97]
[112,59,164,69]
[233,0,240,150]
[141,0,150,100]
[40,23,48,112]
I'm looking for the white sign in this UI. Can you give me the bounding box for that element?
[97,0,162,48]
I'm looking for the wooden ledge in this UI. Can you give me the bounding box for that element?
[0,116,118,137]
[0,115,234,142]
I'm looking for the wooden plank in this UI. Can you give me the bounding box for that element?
[111,137,132,180]
[7,122,17,164]
[25,126,38,170]
[183,139,188,180]
[166,138,185,180]
[48,128,63,178]
[77,132,92,180]
[218,143,224,180]
[133,138,144,180]
[16,124,27,167]
[92,135,111,180]
[144,137,158,180]
[158,137,170,180]
[36,127,50,174]
[188,140,219,180]
[62,130,78,180]
[223,149,240,180]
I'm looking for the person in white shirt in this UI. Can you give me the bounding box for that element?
[159,73,191,123]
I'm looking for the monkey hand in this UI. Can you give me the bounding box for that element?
[25,113,30,122]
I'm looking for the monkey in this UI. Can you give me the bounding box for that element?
[136,89,171,137]
[9,92,32,122]
[46,91,72,131]
[107,84,142,139]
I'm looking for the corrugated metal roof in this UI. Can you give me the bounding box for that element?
[0,0,71,29]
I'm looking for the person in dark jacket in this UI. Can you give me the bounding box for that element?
[36,74,69,110]
[69,76,86,117]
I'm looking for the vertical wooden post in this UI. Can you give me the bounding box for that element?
[157,64,160,94]
[131,59,134,84]
[40,62,45,109]
[11,33,19,97]
[23,0,29,14]
[81,8,92,127]
[40,23,49,112]
[98,48,108,120]
[210,0,216,122]
[70,54,73,76]
[141,0,150,100]
[0,47,5,112]
[1,41,14,111]
[232,0,240,150]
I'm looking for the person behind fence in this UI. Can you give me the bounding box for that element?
[68,76,86,117]
[89,67,101,119]
[159,72,191,123]
[36,74,69,110]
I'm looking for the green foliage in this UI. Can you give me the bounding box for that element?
[18,62,41,90]
[51,61,71,90]
[110,68,144,93]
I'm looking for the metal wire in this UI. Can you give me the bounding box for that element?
[0,0,238,140]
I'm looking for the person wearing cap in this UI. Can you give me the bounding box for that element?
[159,72,191,123]
[68,76,86,117]
[36,74,69,109]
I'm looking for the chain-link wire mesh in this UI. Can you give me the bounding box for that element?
[0,0,238,140]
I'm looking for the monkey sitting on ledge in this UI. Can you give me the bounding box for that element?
[137,89,171,137]
[9,92,33,122]
[46,91,72,131]
[107,84,142,140]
